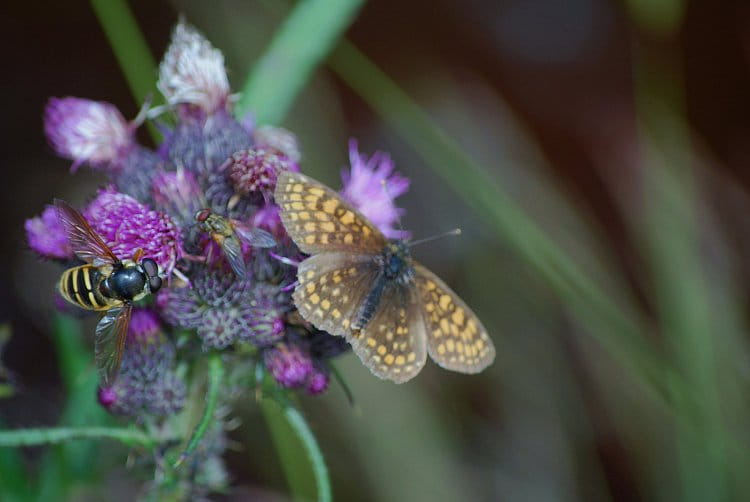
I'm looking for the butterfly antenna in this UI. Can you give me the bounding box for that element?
[408,228,462,248]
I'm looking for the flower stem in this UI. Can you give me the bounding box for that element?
[261,397,331,502]
[175,352,224,467]
[237,0,366,124]
[0,427,158,448]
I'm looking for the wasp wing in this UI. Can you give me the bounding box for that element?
[233,224,277,248]
[54,199,119,265]
[95,304,131,387]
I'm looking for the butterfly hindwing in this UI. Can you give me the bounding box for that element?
[274,171,386,254]
[350,281,427,383]
[294,252,379,339]
[413,262,495,373]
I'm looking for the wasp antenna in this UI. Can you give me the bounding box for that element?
[408,228,462,248]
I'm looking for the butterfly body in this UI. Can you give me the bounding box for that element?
[275,171,495,383]
[354,241,413,331]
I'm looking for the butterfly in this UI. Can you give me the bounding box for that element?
[274,170,495,383]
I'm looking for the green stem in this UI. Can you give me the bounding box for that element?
[0,427,157,448]
[327,41,668,401]
[237,0,366,124]
[262,397,331,502]
[175,353,224,466]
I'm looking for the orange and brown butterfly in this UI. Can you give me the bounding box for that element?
[274,171,495,383]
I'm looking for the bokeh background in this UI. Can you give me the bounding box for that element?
[5,0,750,500]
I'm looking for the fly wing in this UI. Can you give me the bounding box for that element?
[54,199,119,265]
[233,224,277,248]
[219,234,247,279]
[95,304,131,387]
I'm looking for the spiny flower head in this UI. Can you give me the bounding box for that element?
[25,204,73,260]
[44,97,132,171]
[341,139,410,239]
[98,309,185,418]
[85,187,183,275]
[224,148,294,197]
[158,21,230,116]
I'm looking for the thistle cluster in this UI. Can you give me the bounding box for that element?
[25,20,409,496]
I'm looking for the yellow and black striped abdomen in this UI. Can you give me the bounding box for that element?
[58,265,116,311]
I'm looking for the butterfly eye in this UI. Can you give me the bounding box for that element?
[141,258,159,277]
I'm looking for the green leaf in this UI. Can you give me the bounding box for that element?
[262,396,331,502]
[237,0,366,124]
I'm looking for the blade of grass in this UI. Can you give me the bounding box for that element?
[90,0,158,105]
[237,0,365,124]
[89,0,160,140]
[634,49,729,501]
[327,41,668,401]
[261,397,331,502]
[0,427,158,448]
[36,315,110,500]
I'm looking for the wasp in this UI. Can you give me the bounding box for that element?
[194,208,276,279]
[55,199,163,386]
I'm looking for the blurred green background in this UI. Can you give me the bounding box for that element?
[5,0,750,500]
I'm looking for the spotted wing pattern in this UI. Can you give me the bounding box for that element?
[413,263,495,373]
[274,171,386,254]
[294,253,427,383]
[55,199,119,265]
[95,304,131,387]
[294,253,379,339]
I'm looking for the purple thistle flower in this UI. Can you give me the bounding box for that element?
[99,309,185,417]
[224,148,294,199]
[158,21,230,116]
[84,187,183,275]
[253,125,302,164]
[306,365,330,395]
[152,167,205,225]
[128,309,162,343]
[264,343,314,388]
[253,203,285,239]
[159,268,289,350]
[25,205,73,259]
[44,97,132,172]
[340,140,410,239]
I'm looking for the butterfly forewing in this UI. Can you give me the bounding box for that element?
[274,171,386,254]
[413,263,495,373]
[95,304,131,387]
[54,199,119,265]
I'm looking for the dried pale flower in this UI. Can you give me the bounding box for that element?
[152,167,205,225]
[253,125,302,164]
[158,21,230,115]
[44,97,132,171]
